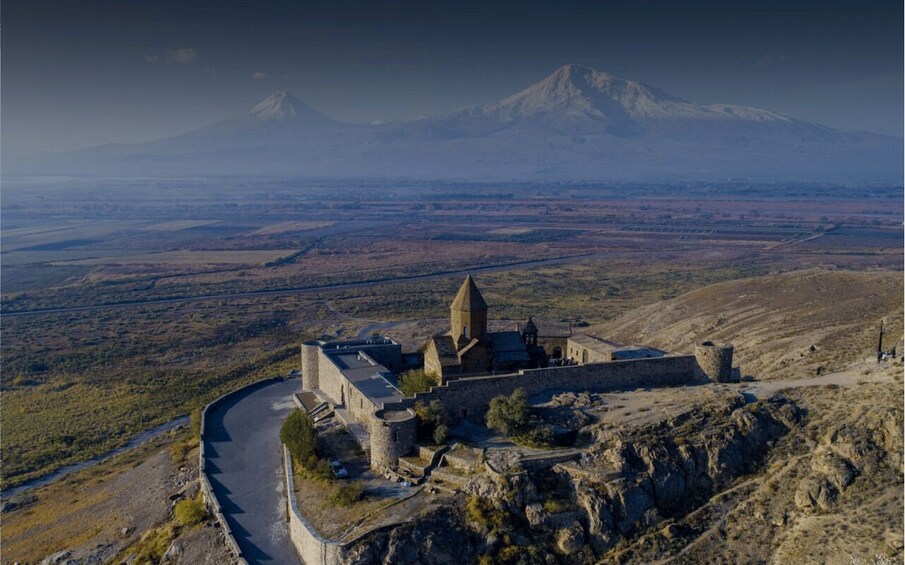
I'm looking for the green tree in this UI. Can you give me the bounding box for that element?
[486,388,530,436]
[398,369,438,397]
[280,409,318,469]
[414,400,447,442]
[433,423,449,445]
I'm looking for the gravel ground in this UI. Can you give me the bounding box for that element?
[1,431,233,565]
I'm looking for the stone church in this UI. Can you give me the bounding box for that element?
[423,275,547,382]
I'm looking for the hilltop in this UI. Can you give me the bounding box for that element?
[592,269,903,380]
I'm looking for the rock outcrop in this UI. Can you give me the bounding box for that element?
[340,395,799,563]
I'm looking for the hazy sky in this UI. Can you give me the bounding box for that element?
[4,0,903,152]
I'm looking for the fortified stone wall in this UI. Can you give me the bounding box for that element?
[345,378,381,426]
[367,355,696,470]
[389,355,697,421]
[283,446,347,564]
[283,444,426,563]
[303,335,733,472]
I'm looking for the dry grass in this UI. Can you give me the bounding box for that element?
[53,248,299,266]
[1,431,187,564]
[593,269,903,380]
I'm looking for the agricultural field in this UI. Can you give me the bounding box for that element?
[1,178,902,489]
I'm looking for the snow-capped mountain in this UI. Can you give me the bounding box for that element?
[422,64,841,141]
[249,90,300,122]
[493,63,790,122]
[9,65,901,182]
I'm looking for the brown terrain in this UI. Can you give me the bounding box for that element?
[3,267,902,564]
[2,179,901,563]
[594,269,903,380]
[1,429,234,565]
[332,269,904,564]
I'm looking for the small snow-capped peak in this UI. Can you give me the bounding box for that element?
[249,90,300,122]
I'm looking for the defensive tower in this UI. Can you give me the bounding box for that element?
[694,340,734,382]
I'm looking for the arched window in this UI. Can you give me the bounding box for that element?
[552,346,563,359]
[464,325,468,338]
[582,350,588,364]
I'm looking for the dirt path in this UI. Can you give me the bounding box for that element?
[740,358,899,400]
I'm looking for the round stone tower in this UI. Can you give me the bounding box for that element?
[370,408,417,470]
[300,340,323,391]
[694,341,734,382]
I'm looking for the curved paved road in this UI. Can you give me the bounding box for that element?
[204,378,301,564]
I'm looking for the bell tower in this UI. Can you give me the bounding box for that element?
[450,275,488,340]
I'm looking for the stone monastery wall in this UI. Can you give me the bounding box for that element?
[384,354,697,420]
[316,348,381,426]
[316,349,348,409]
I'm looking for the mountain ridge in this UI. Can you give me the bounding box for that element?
[8,64,902,182]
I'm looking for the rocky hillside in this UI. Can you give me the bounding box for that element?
[619,369,903,565]
[591,269,903,380]
[338,360,902,564]
[340,392,799,564]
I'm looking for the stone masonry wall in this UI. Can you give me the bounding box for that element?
[316,349,347,408]
[566,338,613,364]
[346,379,380,426]
[300,341,321,391]
[385,355,697,420]
[370,411,418,468]
[283,446,345,565]
[314,349,381,426]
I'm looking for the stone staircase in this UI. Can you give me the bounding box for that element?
[396,456,431,484]
[395,444,453,485]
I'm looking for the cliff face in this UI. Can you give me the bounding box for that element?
[564,395,798,556]
[339,363,903,564]
[339,395,799,564]
[340,506,482,565]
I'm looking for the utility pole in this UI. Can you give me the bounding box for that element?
[876,320,885,363]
